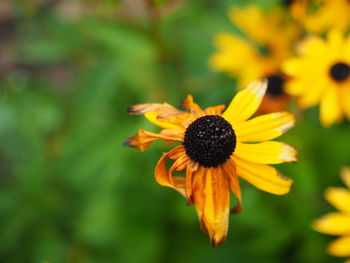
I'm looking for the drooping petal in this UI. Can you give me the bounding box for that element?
[313,212,350,235]
[235,141,297,164]
[233,156,293,195]
[155,146,188,196]
[124,128,184,152]
[235,112,295,142]
[320,86,343,127]
[223,158,242,213]
[325,187,350,214]
[222,79,267,126]
[327,235,350,257]
[192,166,230,246]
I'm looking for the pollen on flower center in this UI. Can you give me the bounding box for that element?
[329,62,350,82]
[266,74,285,97]
[183,115,236,168]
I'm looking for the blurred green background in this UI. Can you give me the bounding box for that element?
[0,0,349,262]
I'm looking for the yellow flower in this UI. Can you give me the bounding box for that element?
[283,30,350,126]
[210,5,299,88]
[125,80,297,246]
[312,167,350,259]
[302,0,350,33]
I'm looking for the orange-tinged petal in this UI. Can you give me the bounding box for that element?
[327,235,350,257]
[313,212,350,235]
[325,187,350,214]
[235,112,295,142]
[320,87,343,127]
[124,128,184,152]
[235,141,297,164]
[223,158,242,213]
[341,167,350,189]
[127,103,185,130]
[192,166,230,246]
[222,79,267,126]
[145,112,184,130]
[155,146,188,197]
[204,105,226,115]
[233,156,293,195]
[182,95,203,113]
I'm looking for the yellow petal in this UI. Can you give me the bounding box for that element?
[155,146,188,197]
[313,212,350,235]
[235,112,295,142]
[235,141,297,164]
[233,156,293,195]
[341,167,350,189]
[145,112,184,130]
[223,79,268,126]
[320,87,343,127]
[325,187,350,214]
[192,166,230,246]
[339,86,350,120]
[327,235,350,257]
[223,158,242,213]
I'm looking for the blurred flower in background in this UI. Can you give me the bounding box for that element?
[312,167,350,260]
[210,5,299,113]
[125,80,296,246]
[283,30,350,127]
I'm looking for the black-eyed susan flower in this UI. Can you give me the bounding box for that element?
[125,80,297,246]
[301,0,350,34]
[313,167,350,260]
[283,30,350,127]
[210,6,299,88]
[210,6,298,113]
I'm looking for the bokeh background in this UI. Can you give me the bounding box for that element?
[0,0,349,262]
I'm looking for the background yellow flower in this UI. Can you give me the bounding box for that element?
[313,168,350,259]
[283,30,350,126]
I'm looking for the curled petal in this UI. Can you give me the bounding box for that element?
[235,112,295,142]
[192,166,230,246]
[128,103,185,130]
[325,187,350,214]
[223,79,268,126]
[182,95,203,113]
[312,212,350,235]
[155,146,188,197]
[204,105,226,115]
[235,141,297,164]
[233,156,293,195]
[124,129,184,152]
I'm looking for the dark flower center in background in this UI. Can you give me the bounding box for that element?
[282,0,294,6]
[329,62,350,82]
[184,115,236,168]
[266,74,285,97]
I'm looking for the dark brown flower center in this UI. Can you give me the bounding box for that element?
[329,62,350,82]
[266,74,285,97]
[183,115,236,168]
